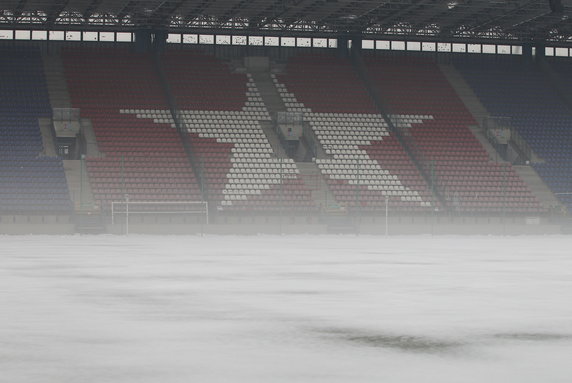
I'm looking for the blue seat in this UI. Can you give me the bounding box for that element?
[0,47,72,214]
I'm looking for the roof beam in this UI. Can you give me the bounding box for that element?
[117,0,138,21]
[14,0,27,19]
[150,0,187,27]
[507,12,563,39]
[427,3,491,34]
[371,0,435,28]
[184,0,211,23]
[465,0,540,34]
[255,0,292,27]
[83,0,104,20]
[551,18,572,41]
[281,1,321,25]
[253,0,287,20]
[219,0,251,23]
[46,0,70,27]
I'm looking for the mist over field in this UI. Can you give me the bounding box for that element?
[1,235,571,382]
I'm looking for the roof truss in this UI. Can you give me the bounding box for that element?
[1,0,572,45]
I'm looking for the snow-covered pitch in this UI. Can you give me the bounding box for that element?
[1,235,571,382]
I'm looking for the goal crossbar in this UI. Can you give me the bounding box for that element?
[111,201,209,226]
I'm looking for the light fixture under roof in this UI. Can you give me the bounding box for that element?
[339,14,358,21]
[447,1,459,10]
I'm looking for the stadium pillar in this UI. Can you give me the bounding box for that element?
[134,30,153,52]
[153,31,168,52]
[337,36,350,58]
[351,36,363,56]
[522,44,533,60]
[535,43,546,60]
[135,29,168,53]
[549,0,564,13]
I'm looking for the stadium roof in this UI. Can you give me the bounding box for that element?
[2,0,572,45]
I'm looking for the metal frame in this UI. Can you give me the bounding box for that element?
[1,1,572,46]
[111,201,209,234]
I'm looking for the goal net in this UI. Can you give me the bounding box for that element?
[111,201,209,226]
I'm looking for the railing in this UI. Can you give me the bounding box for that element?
[276,111,304,125]
[53,108,80,121]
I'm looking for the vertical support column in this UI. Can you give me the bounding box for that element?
[338,35,363,58]
[535,43,546,63]
[125,194,129,236]
[522,43,533,61]
[135,29,167,53]
[205,202,209,225]
[351,36,363,57]
[134,29,152,52]
[153,30,168,53]
[337,36,350,58]
[385,196,389,236]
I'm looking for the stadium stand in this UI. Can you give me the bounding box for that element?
[365,55,542,213]
[0,45,553,218]
[0,46,72,214]
[62,47,201,209]
[161,49,315,211]
[4,0,572,235]
[274,54,437,211]
[455,56,572,211]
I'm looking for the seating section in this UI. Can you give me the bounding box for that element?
[366,55,541,213]
[0,47,71,214]
[456,55,572,211]
[3,45,558,216]
[274,54,436,211]
[162,50,314,211]
[62,47,201,209]
[279,55,378,115]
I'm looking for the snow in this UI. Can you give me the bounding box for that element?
[1,235,572,382]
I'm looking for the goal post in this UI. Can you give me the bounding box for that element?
[111,201,209,230]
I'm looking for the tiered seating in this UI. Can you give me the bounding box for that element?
[455,55,572,211]
[162,50,314,211]
[366,55,541,213]
[0,47,71,214]
[62,47,201,209]
[280,56,377,115]
[274,54,436,211]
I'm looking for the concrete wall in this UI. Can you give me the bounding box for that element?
[0,214,562,235]
[0,215,75,234]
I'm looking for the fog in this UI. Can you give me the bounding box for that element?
[1,235,571,382]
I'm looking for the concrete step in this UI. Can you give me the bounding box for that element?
[63,160,97,212]
[250,70,290,159]
[259,121,288,158]
[296,162,338,210]
[467,125,508,163]
[301,121,328,159]
[439,63,505,163]
[42,53,71,109]
[38,118,57,157]
[440,62,544,164]
[513,165,562,210]
[80,118,102,157]
[250,71,287,115]
[440,62,552,207]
